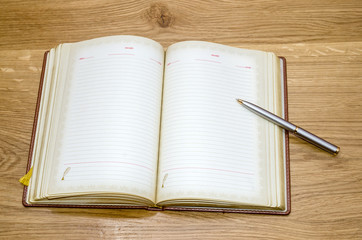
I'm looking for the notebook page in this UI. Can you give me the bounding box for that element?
[28,48,56,202]
[157,41,270,206]
[46,36,164,202]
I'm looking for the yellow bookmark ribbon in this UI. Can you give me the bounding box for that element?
[19,167,33,186]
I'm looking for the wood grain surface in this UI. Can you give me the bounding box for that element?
[1,0,361,239]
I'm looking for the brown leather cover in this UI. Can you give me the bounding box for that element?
[22,52,290,215]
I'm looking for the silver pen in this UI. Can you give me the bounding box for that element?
[236,99,340,155]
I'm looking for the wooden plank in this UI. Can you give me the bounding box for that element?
[1,0,362,49]
[0,0,362,239]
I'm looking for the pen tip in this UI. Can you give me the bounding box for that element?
[236,99,243,104]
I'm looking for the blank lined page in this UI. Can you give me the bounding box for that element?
[47,36,164,202]
[157,41,269,206]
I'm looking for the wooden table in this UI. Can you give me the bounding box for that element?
[1,0,361,239]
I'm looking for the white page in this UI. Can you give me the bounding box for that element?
[157,41,270,206]
[46,36,164,202]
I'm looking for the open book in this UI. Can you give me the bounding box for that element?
[23,35,290,214]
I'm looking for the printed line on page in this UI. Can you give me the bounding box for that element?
[162,167,253,175]
[64,161,153,171]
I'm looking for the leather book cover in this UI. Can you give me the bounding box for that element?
[22,51,290,215]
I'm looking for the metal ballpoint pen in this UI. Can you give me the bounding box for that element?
[236,99,340,155]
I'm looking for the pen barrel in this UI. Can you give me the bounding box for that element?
[294,127,340,155]
[242,101,296,131]
[239,99,340,155]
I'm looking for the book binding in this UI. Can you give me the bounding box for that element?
[22,51,290,215]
